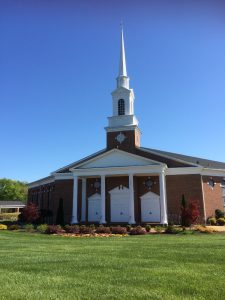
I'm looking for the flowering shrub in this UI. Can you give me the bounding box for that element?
[37,224,48,234]
[45,225,64,234]
[79,225,94,234]
[130,226,146,235]
[111,226,127,234]
[0,224,7,230]
[126,225,132,232]
[95,226,111,234]
[217,218,225,226]
[64,225,80,234]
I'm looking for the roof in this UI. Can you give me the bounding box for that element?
[140,147,225,170]
[0,200,26,207]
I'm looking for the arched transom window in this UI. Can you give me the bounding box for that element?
[118,99,125,115]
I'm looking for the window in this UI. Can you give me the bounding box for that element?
[118,99,125,115]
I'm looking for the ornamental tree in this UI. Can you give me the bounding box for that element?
[180,195,200,227]
[19,203,40,223]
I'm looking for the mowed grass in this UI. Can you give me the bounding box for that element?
[1,232,225,300]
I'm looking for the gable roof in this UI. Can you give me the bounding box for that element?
[140,147,225,170]
[70,148,164,170]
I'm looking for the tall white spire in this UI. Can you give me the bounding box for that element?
[119,28,127,77]
[117,26,129,89]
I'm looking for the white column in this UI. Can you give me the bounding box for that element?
[159,170,168,225]
[71,175,78,224]
[100,175,106,224]
[81,178,86,222]
[129,173,135,224]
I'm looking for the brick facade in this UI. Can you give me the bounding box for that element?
[202,176,224,219]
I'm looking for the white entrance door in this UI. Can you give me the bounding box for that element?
[109,186,129,222]
[141,191,160,222]
[88,193,101,222]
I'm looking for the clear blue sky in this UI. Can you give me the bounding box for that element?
[1,0,225,183]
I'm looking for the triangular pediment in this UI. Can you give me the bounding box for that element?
[71,149,162,170]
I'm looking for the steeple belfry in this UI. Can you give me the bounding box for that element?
[105,27,141,150]
[117,28,129,89]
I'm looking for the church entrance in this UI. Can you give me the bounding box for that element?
[109,186,129,222]
[141,191,160,222]
[88,193,101,222]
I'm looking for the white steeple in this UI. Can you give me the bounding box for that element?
[117,28,129,89]
[105,27,139,132]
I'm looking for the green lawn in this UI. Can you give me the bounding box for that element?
[1,232,225,300]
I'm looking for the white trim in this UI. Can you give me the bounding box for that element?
[166,167,203,175]
[70,148,165,170]
[201,168,225,177]
[72,165,166,177]
[0,204,25,209]
[53,173,73,180]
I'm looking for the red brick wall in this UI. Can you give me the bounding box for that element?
[166,174,204,224]
[107,129,141,151]
[202,176,224,219]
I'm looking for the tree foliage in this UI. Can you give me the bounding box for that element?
[180,194,200,227]
[0,178,27,202]
[19,203,40,223]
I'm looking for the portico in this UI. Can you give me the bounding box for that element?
[70,155,168,225]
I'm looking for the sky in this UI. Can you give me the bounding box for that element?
[1,0,225,183]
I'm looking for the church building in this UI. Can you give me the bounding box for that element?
[28,30,225,225]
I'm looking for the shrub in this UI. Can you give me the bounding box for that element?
[145,225,151,232]
[130,226,146,235]
[79,225,94,234]
[89,224,96,230]
[215,209,224,220]
[155,226,164,233]
[165,225,182,234]
[126,224,132,232]
[37,224,48,234]
[208,217,217,225]
[180,195,200,227]
[111,226,127,234]
[24,224,34,232]
[19,203,40,223]
[0,224,7,230]
[217,218,225,226]
[8,224,20,230]
[45,225,63,234]
[64,225,79,234]
[95,225,111,234]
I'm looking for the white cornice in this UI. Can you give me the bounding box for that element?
[201,168,225,177]
[166,167,203,175]
[53,173,73,180]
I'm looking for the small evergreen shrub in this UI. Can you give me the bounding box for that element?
[165,225,182,234]
[145,225,151,232]
[215,209,224,220]
[111,226,127,234]
[8,224,20,230]
[95,225,111,234]
[130,226,146,235]
[217,218,225,226]
[64,225,80,234]
[0,224,7,230]
[79,225,94,234]
[208,217,217,225]
[126,225,132,232]
[37,224,48,234]
[45,225,63,234]
[24,224,34,232]
[155,226,164,233]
